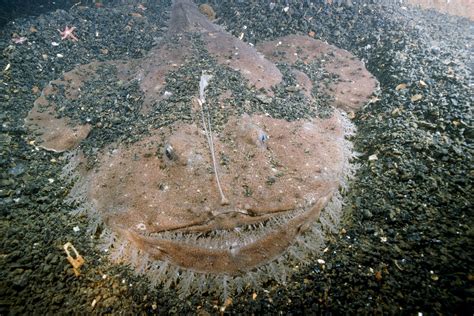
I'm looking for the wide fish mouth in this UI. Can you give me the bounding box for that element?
[146,207,305,248]
[112,194,331,275]
[118,199,308,234]
[133,203,308,242]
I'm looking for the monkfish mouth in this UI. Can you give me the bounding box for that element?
[144,205,307,248]
[116,195,329,275]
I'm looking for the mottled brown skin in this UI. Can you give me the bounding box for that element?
[25,0,377,152]
[88,113,344,274]
[168,0,282,91]
[25,0,283,148]
[257,35,379,112]
[25,68,94,152]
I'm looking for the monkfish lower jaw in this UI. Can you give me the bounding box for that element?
[113,194,331,276]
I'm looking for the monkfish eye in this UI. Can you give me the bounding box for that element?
[164,144,175,160]
[258,131,269,146]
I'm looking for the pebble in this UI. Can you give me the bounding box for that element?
[368,154,378,161]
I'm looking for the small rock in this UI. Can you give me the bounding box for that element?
[411,94,423,102]
[395,83,407,90]
[368,154,378,161]
[256,94,272,104]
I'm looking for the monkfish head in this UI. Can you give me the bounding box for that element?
[84,109,350,277]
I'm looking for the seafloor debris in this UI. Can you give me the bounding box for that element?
[63,242,85,277]
[199,3,216,20]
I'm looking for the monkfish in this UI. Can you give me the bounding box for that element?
[25,0,377,297]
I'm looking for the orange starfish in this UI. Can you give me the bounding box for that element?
[58,26,78,41]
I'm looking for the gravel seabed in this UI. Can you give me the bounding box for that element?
[0,1,472,314]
